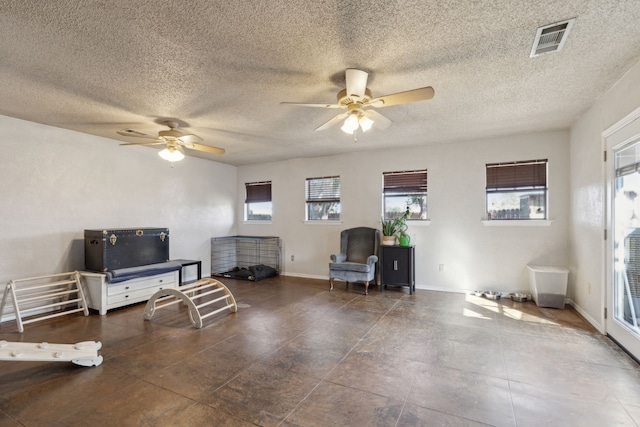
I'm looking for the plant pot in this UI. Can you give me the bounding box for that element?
[382,236,396,246]
[398,235,410,246]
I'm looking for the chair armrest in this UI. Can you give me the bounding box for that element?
[367,255,378,265]
[331,253,347,263]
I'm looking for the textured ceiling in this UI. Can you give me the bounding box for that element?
[1,1,640,166]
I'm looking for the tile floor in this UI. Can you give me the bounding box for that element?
[1,276,640,426]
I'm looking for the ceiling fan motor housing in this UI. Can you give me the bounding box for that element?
[337,88,372,107]
[158,129,183,139]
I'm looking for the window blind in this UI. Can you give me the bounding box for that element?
[245,181,272,203]
[616,163,640,178]
[306,176,340,202]
[486,160,547,190]
[383,170,427,194]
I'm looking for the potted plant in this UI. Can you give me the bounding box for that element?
[397,207,411,246]
[381,217,401,245]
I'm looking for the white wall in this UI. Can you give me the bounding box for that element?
[237,130,570,293]
[3,52,638,331]
[570,58,640,330]
[0,115,236,287]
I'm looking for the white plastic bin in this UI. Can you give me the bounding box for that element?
[527,265,569,309]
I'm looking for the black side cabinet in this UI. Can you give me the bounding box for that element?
[380,245,415,294]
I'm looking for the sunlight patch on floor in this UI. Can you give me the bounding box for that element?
[462,307,493,319]
[464,293,563,326]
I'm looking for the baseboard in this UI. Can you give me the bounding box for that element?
[566,298,605,334]
[415,284,468,294]
[0,313,17,322]
[280,277,474,294]
[281,272,328,280]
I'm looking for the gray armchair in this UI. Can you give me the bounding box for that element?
[329,227,380,295]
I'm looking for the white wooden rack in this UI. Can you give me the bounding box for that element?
[143,278,237,328]
[0,340,103,367]
[0,271,89,333]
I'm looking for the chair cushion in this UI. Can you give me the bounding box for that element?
[329,261,372,273]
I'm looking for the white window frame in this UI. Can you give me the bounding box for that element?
[383,170,428,221]
[244,181,272,221]
[305,176,341,221]
[485,159,548,221]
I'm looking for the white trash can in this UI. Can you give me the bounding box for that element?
[527,265,569,309]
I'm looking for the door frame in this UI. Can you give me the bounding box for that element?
[603,105,640,360]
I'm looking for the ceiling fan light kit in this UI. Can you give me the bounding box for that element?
[158,146,185,162]
[281,68,434,137]
[117,121,224,162]
[358,114,374,132]
[341,113,360,134]
[340,111,373,134]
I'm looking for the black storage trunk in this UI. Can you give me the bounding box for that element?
[84,228,170,272]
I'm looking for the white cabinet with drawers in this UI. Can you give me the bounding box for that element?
[80,271,178,315]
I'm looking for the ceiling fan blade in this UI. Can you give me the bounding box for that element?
[183,142,225,155]
[119,141,164,146]
[176,134,203,144]
[345,69,368,99]
[280,102,341,109]
[117,129,158,139]
[315,112,349,131]
[362,109,392,129]
[369,86,435,107]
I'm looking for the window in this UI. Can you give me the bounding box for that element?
[486,159,547,220]
[305,176,340,220]
[383,170,428,220]
[245,181,272,221]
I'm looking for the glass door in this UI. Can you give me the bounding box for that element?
[607,117,640,360]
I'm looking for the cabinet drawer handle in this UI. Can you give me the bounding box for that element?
[159,279,163,283]
[125,295,129,298]
[125,286,129,290]
[393,260,398,271]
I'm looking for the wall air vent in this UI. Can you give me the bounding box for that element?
[530,18,576,57]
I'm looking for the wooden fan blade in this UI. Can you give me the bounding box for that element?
[280,102,341,109]
[345,69,368,99]
[184,142,225,155]
[362,109,392,129]
[369,86,434,107]
[315,112,349,131]
[176,134,203,144]
[119,141,163,146]
[117,129,158,139]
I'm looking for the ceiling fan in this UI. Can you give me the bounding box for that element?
[281,69,434,137]
[117,121,225,162]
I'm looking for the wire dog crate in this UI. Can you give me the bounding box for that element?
[211,236,281,281]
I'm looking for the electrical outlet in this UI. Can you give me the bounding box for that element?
[291,255,295,261]
[439,264,444,272]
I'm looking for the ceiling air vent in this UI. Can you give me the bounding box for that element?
[530,18,576,57]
